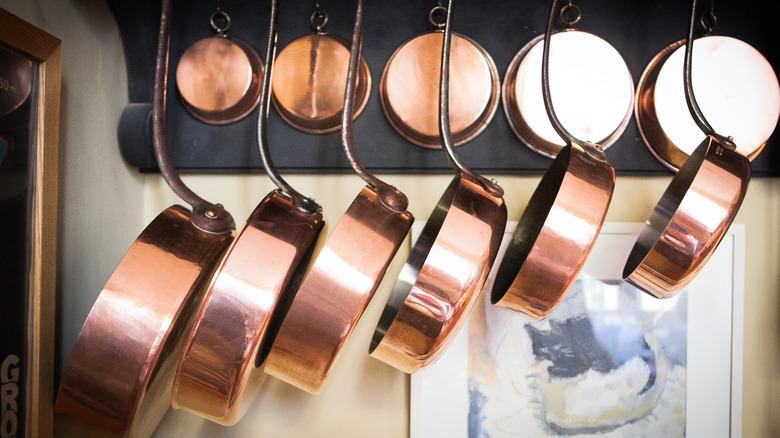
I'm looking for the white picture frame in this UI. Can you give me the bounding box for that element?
[410,222,744,438]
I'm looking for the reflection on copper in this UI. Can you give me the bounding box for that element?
[491,143,615,320]
[370,175,506,373]
[171,191,323,425]
[176,36,262,125]
[264,187,412,393]
[636,36,780,171]
[272,33,371,134]
[0,45,32,117]
[623,136,750,297]
[54,206,233,438]
[380,31,499,148]
[503,30,634,158]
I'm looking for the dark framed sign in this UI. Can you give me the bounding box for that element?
[0,8,61,438]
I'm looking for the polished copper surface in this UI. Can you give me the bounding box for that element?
[171,191,323,425]
[0,45,32,117]
[623,135,750,298]
[380,31,499,148]
[264,186,413,393]
[502,30,634,158]
[370,174,507,373]
[636,36,780,171]
[176,36,262,125]
[272,33,371,134]
[53,206,233,438]
[491,143,615,320]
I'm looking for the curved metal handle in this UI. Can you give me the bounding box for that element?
[257,0,320,214]
[341,0,409,213]
[153,0,234,234]
[439,0,503,197]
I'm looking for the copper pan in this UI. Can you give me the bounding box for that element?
[490,0,615,321]
[170,0,325,425]
[176,8,263,125]
[369,0,506,374]
[271,6,371,134]
[263,0,413,394]
[379,5,499,148]
[635,35,779,171]
[502,27,634,158]
[53,1,236,436]
[623,0,751,298]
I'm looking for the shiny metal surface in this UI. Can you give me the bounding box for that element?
[380,31,499,148]
[264,186,413,393]
[53,206,233,438]
[491,143,615,320]
[0,45,32,117]
[370,174,506,372]
[272,33,371,134]
[623,135,750,297]
[502,30,634,158]
[176,36,263,125]
[171,191,323,424]
[635,36,780,171]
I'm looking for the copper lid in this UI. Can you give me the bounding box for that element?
[380,31,499,148]
[636,36,780,171]
[503,30,634,158]
[272,33,371,134]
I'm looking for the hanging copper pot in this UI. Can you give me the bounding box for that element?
[271,5,371,134]
[635,34,779,171]
[369,0,506,373]
[623,0,751,298]
[262,0,414,394]
[379,5,499,148]
[170,0,325,425]
[176,8,263,125]
[489,0,615,321]
[53,1,236,436]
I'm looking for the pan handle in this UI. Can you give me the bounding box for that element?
[438,0,503,198]
[153,0,234,234]
[341,0,409,213]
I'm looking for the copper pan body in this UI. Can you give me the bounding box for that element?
[380,31,499,148]
[635,36,780,171]
[502,30,634,158]
[370,174,506,373]
[264,186,413,393]
[176,36,263,125]
[623,135,750,298]
[272,33,371,134]
[171,190,324,425]
[491,143,615,320]
[53,206,233,438]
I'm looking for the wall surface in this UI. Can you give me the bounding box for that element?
[1,1,778,437]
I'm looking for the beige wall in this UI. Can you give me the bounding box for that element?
[2,1,778,436]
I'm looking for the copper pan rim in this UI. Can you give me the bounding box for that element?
[502,30,634,159]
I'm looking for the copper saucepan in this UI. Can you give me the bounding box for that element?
[635,34,779,171]
[53,1,236,436]
[379,5,499,148]
[170,0,325,425]
[263,0,414,394]
[369,0,507,373]
[502,14,634,158]
[176,7,263,125]
[623,0,751,298]
[271,5,371,134]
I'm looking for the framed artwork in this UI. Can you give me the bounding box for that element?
[0,8,61,438]
[411,222,744,438]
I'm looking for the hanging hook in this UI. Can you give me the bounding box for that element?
[310,4,329,33]
[559,1,581,28]
[209,7,231,35]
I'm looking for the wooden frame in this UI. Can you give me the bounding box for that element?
[0,8,61,438]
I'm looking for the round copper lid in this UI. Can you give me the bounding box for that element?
[380,31,499,148]
[272,33,371,134]
[503,30,634,158]
[636,36,780,171]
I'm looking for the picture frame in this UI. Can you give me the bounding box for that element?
[0,8,61,438]
[411,222,745,438]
